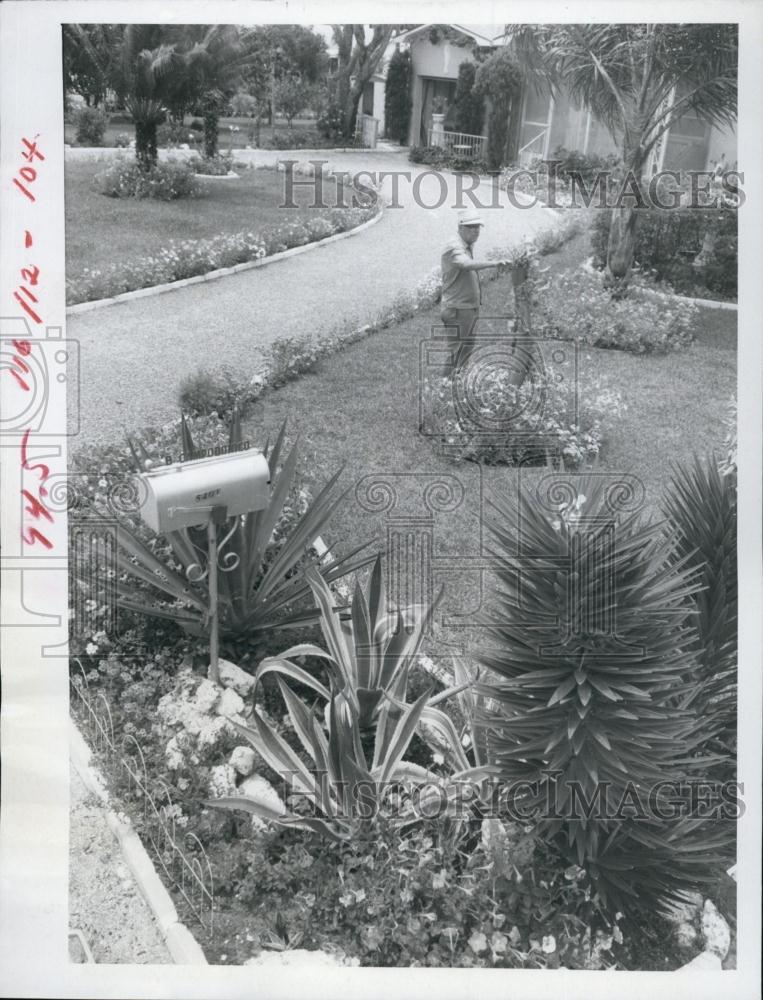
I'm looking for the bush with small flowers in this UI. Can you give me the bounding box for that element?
[421,361,625,468]
[537,266,698,354]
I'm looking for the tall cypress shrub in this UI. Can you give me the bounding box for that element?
[453,61,484,136]
[384,48,412,144]
[474,49,523,171]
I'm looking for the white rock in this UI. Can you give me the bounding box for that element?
[208,764,237,798]
[675,922,699,950]
[678,950,722,971]
[701,899,731,958]
[216,659,257,697]
[194,678,221,714]
[244,949,350,967]
[197,714,246,750]
[239,774,286,831]
[662,890,704,925]
[230,746,257,776]
[216,687,245,718]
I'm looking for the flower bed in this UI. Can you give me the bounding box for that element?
[70,455,737,968]
[66,203,379,306]
[65,163,381,305]
[68,213,737,970]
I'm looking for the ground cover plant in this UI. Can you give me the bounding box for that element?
[65,161,374,302]
[69,222,737,969]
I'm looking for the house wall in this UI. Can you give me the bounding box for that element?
[407,36,479,145]
[373,79,386,135]
[704,122,737,170]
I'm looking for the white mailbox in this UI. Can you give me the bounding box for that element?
[137,448,271,534]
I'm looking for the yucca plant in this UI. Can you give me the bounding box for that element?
[109,415,375,646]
[662,456,737,765]
[474,476,735,916]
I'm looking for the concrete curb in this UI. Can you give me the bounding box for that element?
[69,720,208,965]
[66,197,385,316]
[580,256,737,311]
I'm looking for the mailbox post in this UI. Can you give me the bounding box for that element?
[135,449,271,682]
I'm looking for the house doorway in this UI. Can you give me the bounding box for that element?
[516,85,554,164]
[420,77,458,144]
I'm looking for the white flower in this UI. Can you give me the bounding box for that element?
[85,642,98,656]
[468,931,488,954]
[541,934,556,954]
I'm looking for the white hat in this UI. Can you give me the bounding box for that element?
[458,209,485,227]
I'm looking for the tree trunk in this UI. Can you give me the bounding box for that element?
[203,110,218,159]
[134,119,158,171]
[605,144,647,290]
[506,263,535,389]
[606,205,639,294]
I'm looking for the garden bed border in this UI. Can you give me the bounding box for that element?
[66,192,385,316]
[69,719,209,965]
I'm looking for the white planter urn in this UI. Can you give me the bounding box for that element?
[431,113,446,147]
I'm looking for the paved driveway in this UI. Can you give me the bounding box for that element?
[66,151,550,445]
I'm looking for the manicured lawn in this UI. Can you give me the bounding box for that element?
[64,159,355,280]
[243,231,736,653]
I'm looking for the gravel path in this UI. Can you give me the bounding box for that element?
[66,151,550,446]
[69,763,171,964]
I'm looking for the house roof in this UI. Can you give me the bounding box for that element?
[395,24,498,47]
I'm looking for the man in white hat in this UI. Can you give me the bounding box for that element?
[439,210,508,373]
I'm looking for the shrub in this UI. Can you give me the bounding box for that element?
[189,118,204,131]
[453,61,484,137]
[590,206,737,300]
[537,266,697,353]
[93,157,200,201]
[74,106,109,146]
[113,132,132,148]
[264,128,323,149]
[157,120,190,148]
[230,90,258,117]
[177,366,263,418]
[186,154,234,176]
[408,144,450,166]
[474,475,736,917]
[550,146,620,184]
[384,48,412,144]
[316,101,346,142]
[421,364,624,467]
[474,50,523,171]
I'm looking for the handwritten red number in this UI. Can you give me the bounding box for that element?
[22,527,53,549]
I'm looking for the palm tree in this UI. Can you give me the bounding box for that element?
[175,25,254,158]
[507,24,738,285]
[70,24,184,169]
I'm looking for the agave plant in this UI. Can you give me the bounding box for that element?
[473,476,735,916]
[250,556,465,733]
[110,415,375,644]
[206,677,496,841]
[662,455,737,762]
